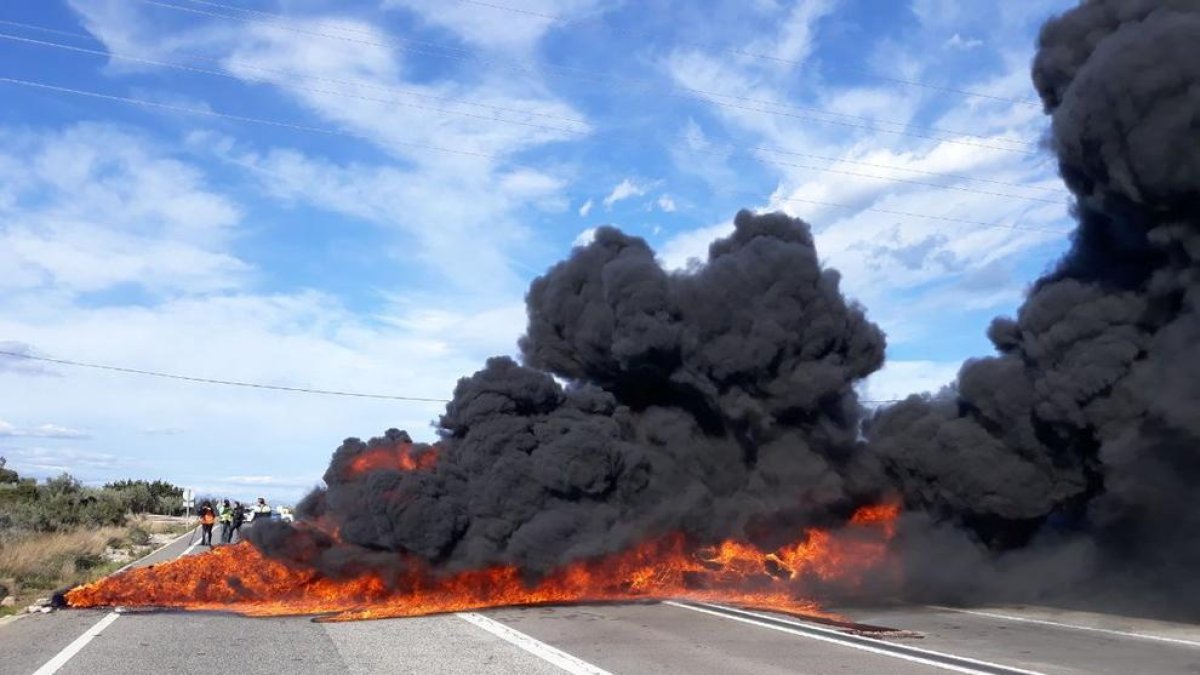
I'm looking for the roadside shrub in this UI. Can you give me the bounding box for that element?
[73,552,104,571]
[128,527,150,546]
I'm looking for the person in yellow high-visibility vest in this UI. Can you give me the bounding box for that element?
[218,499,234,544]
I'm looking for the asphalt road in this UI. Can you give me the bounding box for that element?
[2,530,1198,675]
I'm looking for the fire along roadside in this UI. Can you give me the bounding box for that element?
[32,526,615,675]
[37,525,1047,675]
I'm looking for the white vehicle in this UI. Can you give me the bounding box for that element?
[243,505,293,523]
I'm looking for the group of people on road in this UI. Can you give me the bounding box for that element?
[196,497,273,546]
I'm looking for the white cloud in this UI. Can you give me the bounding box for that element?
[0,288,520,491]
[858,360,961,402]
[579,198,594,217]
[743,0,836,66]
[573,227,598,247]
[382,0,606,54]
[215,142,556,296]
[3,446,126,477]
[945,33,984,50]
[71,2,587,299]
[657,220,734,271]
[656,194,678,212]
[603,178,646,209]
[0,124,246,297]
[0,421,90,439]
[0,118,532,496]
[217,17,587,164]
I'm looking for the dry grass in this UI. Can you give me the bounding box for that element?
[0,527,126,579]
[0,525,157,612]
[129,516,193,537]
[0,516,195,613]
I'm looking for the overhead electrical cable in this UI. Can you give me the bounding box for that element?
[0,76,494,159]
[771,194,1067,234]
[0,348,912,406]
[133,0,1036,153]
[0,19,592,124]
[0,70,1058,206]
[0,23,1057,195]
[0,76,1069,234]
[0,350,451,402]
[0,31,590,136]
[195,0,1045,108]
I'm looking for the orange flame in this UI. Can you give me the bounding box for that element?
[345,443,438,478]
[67,503,899,621]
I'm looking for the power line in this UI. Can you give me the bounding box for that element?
[770,195,1068,234]
[0,350,451,402]
[0,31,590,137]
[0,75,1069,236]
[134,0,1037,154]
[0,28,1055,203]
[0,29,1057,203]
[210,0,1042,108]
[0,349,916,407]
[0,19,590,126]
[0,76,494,159]
[691,148,1062,204]
[448,0,1044,107]
[735,143,1062,194]
[164,0,1036,148]
[0,19,1041,158]
[1,19,1054,194]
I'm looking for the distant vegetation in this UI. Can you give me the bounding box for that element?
[0,458,184,533]
[0,457,190,614]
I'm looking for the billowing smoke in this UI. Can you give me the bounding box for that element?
[251,0,1198,617]
[869,0,1200,615]
[254,212,888,576]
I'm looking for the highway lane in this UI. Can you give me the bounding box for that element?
[2,533,1198,674]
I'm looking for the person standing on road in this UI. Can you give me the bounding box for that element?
[198,500,217,546]
[252,497,271,524]
[230,501,245,543]
[218,499,234,544]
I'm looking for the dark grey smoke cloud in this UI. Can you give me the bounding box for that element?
[869,0,1200,617]
[254,211,887,576]
[252,0,1199,618]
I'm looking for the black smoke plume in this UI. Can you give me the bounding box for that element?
[252,212,888,576]
[252,0,1199,618]
[869,0,1200,617]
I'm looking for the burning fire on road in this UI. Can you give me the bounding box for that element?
[67,501,898,622]
[66,0,1200,622]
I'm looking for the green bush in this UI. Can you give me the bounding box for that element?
[128,527,150,546]
[104,479,184,515]
[73,553,104,571]
[0,480,126,533]
[0,472,186,536]
[0,457,19,484]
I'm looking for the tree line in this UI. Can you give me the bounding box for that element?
[0,457,186,533]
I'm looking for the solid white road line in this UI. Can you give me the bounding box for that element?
[938,607,1200,649]
[31,611,120,675]
[113,526,197,574]
[456,612,613,675]
[32,525,199,675]
[665,601,1046,675]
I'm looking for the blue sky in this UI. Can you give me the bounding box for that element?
[0,0,1076,501]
